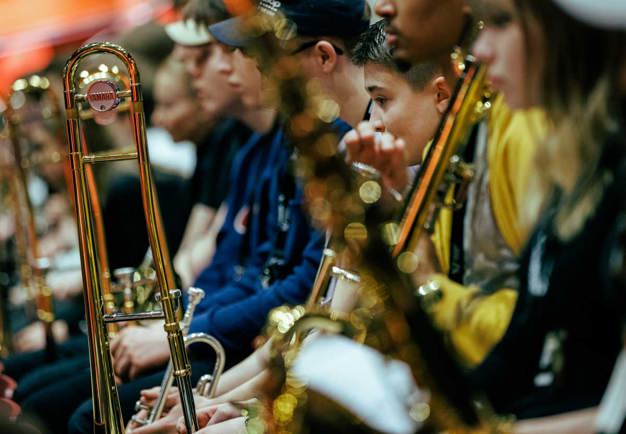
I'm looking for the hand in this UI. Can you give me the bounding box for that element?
[176,403,244,434]
[129,395,212,434]
[47,269,83,300]
[13,320,68,353]
[179,417,247,434]
[344,121,410,194]
[126,386,181,431]
[110,323,170,380]
[174,253,194,290]
[410,231,443,287]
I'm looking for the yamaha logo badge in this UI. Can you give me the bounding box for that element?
[86,80,120,112]
[259,0,281,16]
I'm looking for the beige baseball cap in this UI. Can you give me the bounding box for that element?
[553,0,626,29]
[164,19,213,46]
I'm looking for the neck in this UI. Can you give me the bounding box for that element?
[238,107,277,134]
[333,67,371,127]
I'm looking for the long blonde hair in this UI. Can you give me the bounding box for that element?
[516,0,626,240]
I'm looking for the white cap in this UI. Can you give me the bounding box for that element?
[164,19,213,46]
[292,334,424,434]
[553,0,626,29]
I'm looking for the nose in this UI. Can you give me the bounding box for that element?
[370,103,384,125]
[375,0,396,19]
[472,29,496,65]
[188,63,203,80]
[215,47,234,75]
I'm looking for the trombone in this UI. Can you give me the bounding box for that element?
[63,42,198,433]
[2,75,64,358]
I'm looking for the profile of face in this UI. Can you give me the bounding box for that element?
[365,64,450,165]
[375,0,467,65]
[174,43,241,119]
[151,70,207,143]
[229,49,265,110]
[472,0,543,109]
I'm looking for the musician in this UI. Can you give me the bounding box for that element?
[345,20,450,189]
[161,0,258,288]
[467,0,626,424]
[370,0,626,429]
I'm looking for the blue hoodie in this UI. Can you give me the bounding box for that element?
[187,119,351,354]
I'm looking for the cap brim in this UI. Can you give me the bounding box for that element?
[207,17,256,48]
[165,20,213,46]
[553,0,626,29]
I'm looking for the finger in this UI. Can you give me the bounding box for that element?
[140,387,161,405]
[113,351,131,379]
[164,391,179,411]
[176,416,187,434]
[356,121,377,147]
[343,129,360,161]
[110,331,124,355]
[197,408,215,428]
[127,409,148,431]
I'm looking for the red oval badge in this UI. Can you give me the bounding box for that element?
[86,80,119,112]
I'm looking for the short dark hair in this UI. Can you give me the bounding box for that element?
[351,20,440,90]
[182,0,230,27]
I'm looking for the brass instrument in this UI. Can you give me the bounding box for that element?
[0,106,13,357]
[63,42,198,433]
[3,75,65,358]
[132,287,226,427]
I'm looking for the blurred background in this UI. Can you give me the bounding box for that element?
[0,0,182,94]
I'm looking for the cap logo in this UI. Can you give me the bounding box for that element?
[86,80,120,112]
[259,0,281,16]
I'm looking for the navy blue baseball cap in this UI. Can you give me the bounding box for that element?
[208,0,370,49]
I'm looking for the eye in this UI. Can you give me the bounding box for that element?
[489,11,513,28]
[374,96,388,108]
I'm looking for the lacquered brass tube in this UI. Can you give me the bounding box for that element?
[63,41,198,433]
[5,83,57,358]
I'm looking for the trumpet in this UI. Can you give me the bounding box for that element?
[3,75,65,358]
[131,287,226,427]
[63,42,198,433]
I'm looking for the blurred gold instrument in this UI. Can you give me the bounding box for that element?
[63,42,198,433]
[2,75,64,358]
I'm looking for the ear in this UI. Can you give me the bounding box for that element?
[313,40,339,73]
[433,76,451,115]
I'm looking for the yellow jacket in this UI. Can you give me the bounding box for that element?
[428,95,546,366]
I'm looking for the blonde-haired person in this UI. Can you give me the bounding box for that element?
[470,0,626,427]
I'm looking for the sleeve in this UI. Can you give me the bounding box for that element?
[426,274,518,367]
[423,98,547,367]
[488,96,547,254]
[188,229,324,353]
